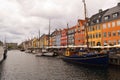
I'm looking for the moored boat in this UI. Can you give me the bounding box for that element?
[0,46,7,62]
[62,49,109,67]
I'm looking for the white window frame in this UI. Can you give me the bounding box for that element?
[117,20,120,26]
[108,23,111,28]
[112,22,115,27]
[103,24,106,29]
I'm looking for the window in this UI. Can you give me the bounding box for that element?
[104,40,107,46]
[113,40,116,45]
[86,23,89,26]
[96,20,99,23]
[96,33,98,38]
[112,22,115,27]
[118,30,120,36]
[98,25,100,30]
[93,34,95,38]
[108,40,111,44]
[81,26,84,30]
[118,40,120,44]
[108,32,111,37]
[104,32,107,37]
[90,34,92,39]
[99,33,101,38]
[108,23,111,28]
[96,25,100,30]
[90,26,93,31]
[93,26,95,31]
[112,31,116,36]
[112,13,119,18]
[104,15,110,20]
[103,24,106,29]
[117,20,120,26]
[93,41,95,46]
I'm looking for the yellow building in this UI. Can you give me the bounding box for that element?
[87,9,108,46]
[32,37,37,48]
[40,34,49,48]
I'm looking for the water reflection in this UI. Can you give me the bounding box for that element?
[0,50,119,80]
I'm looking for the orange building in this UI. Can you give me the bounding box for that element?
[75,19,86,46]
[102,3,120,46]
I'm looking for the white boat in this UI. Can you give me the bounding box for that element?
[0,46,6,62]
[42,52,55,57]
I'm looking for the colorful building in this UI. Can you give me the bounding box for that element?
[55,29,61,46]
[32,37,37,48]
[87,9,108,46]
[102,3,120,46]
[40,34,49,48]
[61,28,67,46]
[68,26,76,46]
[51,30,57,46]
[21,3,120,48]
[75,20,85,46]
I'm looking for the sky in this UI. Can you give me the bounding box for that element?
[0,0,120,44]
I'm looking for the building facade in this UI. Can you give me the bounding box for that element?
[55,29,61,46]
[75,20,85,46]
[87,9,108,46]
[102,3,120,46]
[68,26,75,46]
[40,34,49,48]
[61,29,67,46]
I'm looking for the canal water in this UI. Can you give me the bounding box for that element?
[0,50,120,80]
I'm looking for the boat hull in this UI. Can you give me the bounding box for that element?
[63,54,109,67]
[0,46,5,62]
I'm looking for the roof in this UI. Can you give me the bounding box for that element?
[102,3,120,22]
[88,9,108,26]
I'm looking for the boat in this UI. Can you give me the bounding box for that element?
[62,0,109,67]
[20,49,25,52]
[0,46,7,62]
[36,48,58,57]
[62,48,109,66]
[0,46,5,62]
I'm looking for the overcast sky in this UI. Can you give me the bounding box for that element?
[0,0,119,44]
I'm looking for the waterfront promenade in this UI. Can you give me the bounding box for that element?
[0,50,120,80]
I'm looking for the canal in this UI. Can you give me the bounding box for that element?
[0,50,120,80]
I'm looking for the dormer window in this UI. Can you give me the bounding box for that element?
[96,19,99,23]
[86,23,89,26]
[104,15,110,21]
[112,12,119,18]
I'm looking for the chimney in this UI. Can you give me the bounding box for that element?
[99,9,102,13]
[118,3,120,6]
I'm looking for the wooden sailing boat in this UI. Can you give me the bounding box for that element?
[62,0,109,67]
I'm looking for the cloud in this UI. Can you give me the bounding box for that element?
[0,0,119,44]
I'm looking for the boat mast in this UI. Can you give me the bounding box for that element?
[82,0,89,48]
[38,29,40,48]
[48,19,51,47]
[4,36,7,48]
[67,23,69,48]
